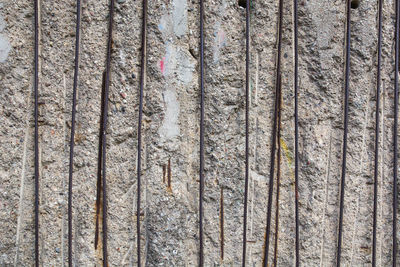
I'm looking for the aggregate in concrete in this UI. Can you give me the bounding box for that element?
[0,0,400,266]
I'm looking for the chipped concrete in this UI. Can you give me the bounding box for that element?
[159,88,180,141]
[0,12,10,62]
[1,0,400,266]
[0,34,10,62]
[172,0,188,38]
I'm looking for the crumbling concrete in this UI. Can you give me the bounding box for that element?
[0,0,399,266]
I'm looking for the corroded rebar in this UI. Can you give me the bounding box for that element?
[242,0,250,265]
[263,0,283,265]
[67,0,81,266]
[336,1,352,266]
[136,0,147,265]
[372,0,383,266]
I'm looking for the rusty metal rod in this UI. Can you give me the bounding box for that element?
[67,0,81,265]
[336,0,351,266]
[242,0,250,265]
[95,72,106,250]
[199,0,205,264]
[220,187,224,261]
[293,0,300,265]
[393,0,399,266]
[136,0,147,265]
[263,0,283,265]
[372,0,383,266]
[273,74,282,267]
[100,0,115,264]
[34,0,40,265]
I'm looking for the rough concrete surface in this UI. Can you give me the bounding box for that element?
[1,0,400,266]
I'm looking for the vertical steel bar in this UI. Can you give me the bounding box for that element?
[95,72,106,250]
[373,0,383,266]
[199,0,205,264]
[101,0,115,265]
[273,75,282,267]
[137,0,147,265]
[293,0,300,265]
[336,1,351,266]
[393,0,399,265]
[220,187,224,261]
[242,0,250,265]
[263,0,283,265]
[68,0,81,266]
[34,0,40,265]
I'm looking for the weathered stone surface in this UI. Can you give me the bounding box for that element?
[0,0,399,266]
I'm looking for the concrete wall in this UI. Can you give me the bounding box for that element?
[0,0,399,265]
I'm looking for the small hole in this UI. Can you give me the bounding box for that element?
[238,0,246,8]
[351,0,360,9]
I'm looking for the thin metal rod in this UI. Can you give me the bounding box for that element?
[263,0,283,265]
[273,75,282,267]
[34,0,40,265]
[293,0,300,265]
[220,186,224,260]
[242,0,250,265]
[372,0,383,266]
[336,1,351,266]
[95,72,106,250]
[100,0,115,265]
[393,0,399,265]
[199,0,205,264]
[137,0,147,265]
[68,0,81,266]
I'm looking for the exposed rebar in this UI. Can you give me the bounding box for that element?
[95,71,106,250]
[199,0,205,264]
[336,1,352,266]
[393,0,399,265]
[34,0,40,265]
[67,0,81,265]
[372,0,383,266]
[273,75,282,267]
[136,0,147,265]
[263,0,283,265]
[99,0,115,264]
[242,0,250,265]
[293,0,300,265]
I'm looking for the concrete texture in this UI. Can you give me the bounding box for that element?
[0,0,399,266]
[0,11,10,63]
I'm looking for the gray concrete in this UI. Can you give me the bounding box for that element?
[0,0,399,266]
[0,12,10,63]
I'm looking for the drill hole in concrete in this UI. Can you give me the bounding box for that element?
[351,0,360,9]
[238,0,246,8]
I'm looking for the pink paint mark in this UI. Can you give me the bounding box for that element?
[160,57,166,75]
